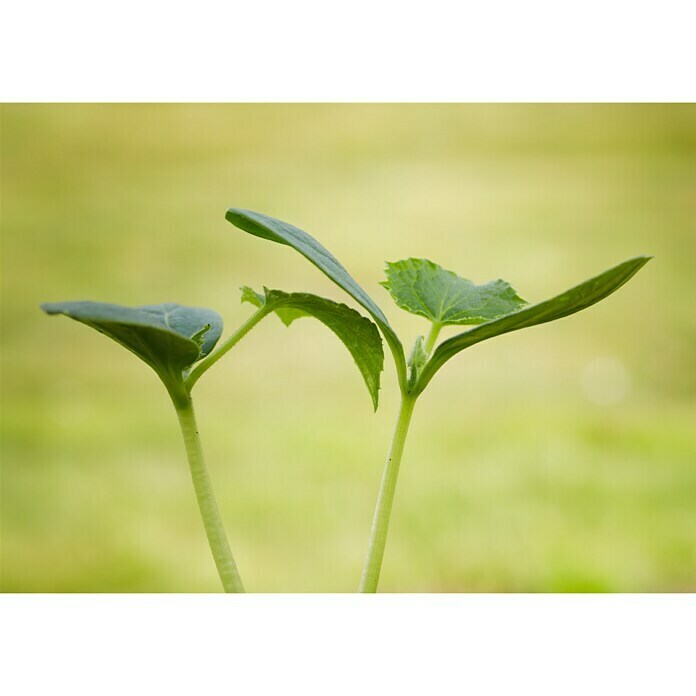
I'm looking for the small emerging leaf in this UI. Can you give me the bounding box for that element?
[382,258,527,326]
[414,256,652,394]
[190,324,213,352]
[227,208,408,389]
[407,336,428,388]
[41,301,222,392]
[241,286,384,410]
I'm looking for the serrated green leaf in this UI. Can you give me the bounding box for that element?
[241,285,384,410]
[240,285,266,307]
[413,256,652,394]
[227,208,407,389]
[382,258,527,325]
[239,285,304,327]
[41,301,222,393]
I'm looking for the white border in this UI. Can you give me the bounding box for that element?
[1,1,695,101]
[1,595,694,694]
[3,3,695,689]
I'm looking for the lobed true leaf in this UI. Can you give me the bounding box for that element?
[382,258,527,325]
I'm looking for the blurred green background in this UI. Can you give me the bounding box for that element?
[2,104,695,592]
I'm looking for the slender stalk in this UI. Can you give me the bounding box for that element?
[174,395,245,592]
[424,322,442,357]
[186,307,269,391]
[359,393,418,593]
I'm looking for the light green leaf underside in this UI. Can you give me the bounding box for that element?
[241,286,384,410]
[382,258,527,325]
[414,255,652,394]
[41,301,223,383]
[227,208,407,389]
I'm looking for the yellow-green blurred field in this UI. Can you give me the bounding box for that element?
[2,104,695,592]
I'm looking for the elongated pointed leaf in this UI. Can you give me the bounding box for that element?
[227,208,407,388]
[382,258,527,325]
[414,256,652,394]
[41,301,222,387]
[242,286,384,410]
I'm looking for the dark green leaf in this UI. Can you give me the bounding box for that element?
[41,301,222,389]
[227,208,407,388]
[241,286,384,410]
[382,258,527,325]
[136,303,222,359]
[413,256,651,394]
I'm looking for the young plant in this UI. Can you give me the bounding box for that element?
[225,208,651,592]
[42,288,383,591]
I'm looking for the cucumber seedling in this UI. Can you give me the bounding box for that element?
[42,287,383,591]
[226,208,651,593]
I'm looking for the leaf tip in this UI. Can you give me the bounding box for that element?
[225,207,246,222]
[226,207,260,234]
[620,254,654,277]
[40,302,64,316]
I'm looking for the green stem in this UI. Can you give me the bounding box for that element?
[424,322,442,357]
[359,393,418,593]
[174,395,245,592]
[186,307,269,391]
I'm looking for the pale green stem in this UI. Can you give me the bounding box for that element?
[424,321,442,357]
[174,395,245,592]
[359,393,418,593]
[186,307,269,391]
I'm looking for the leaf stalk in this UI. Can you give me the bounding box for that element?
[423,322,442,358]
[186,307,269,391]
